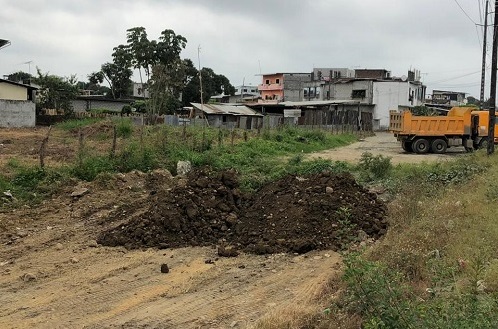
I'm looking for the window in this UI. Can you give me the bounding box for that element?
[243,88,247,92]
[222,115,227,123]
[303,89,308,96]
[276,78,280,84]
[265,79,270,84]
[352,89,366,99]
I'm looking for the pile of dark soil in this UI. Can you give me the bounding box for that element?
[97,168,387,254]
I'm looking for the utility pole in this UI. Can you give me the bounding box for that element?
[197,45,204,111]
[480,0,489,108]
[487,0,498,155]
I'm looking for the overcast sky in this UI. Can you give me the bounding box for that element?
[0,0,489,98]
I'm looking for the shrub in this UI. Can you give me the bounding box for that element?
[358,152,392,180]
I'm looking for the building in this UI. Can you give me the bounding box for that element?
[312,68,355,81]
[355,69,391,79]
[71,95,134,113]
[133,82,149,98]
[258,73,311,103]
[190,103,263,129]
[0,78,38,127]
[301,70,426,130]
[429,90,467,107]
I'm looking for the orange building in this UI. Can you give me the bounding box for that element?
[258,72,311,103]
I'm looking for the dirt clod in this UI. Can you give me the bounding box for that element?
[160,264,169,273]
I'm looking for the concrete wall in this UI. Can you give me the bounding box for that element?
[0,82,28,101]
[332,80,374,103]
[72,99,132,113]
[372,81,425,129]
[0,100,36,127]
[283,73,311,102]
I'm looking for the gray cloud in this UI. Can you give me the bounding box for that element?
[0,0,486,97]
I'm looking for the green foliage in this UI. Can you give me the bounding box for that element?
[55,118,104,131]
[114,118,133,138]
[358,152,392,180]
[342,255,498,329]
[1,164,70,205]
[33,69,79,115]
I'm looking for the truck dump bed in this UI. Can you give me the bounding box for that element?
[389,108,472,136]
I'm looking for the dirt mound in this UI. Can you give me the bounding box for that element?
[98,169,387,254]
[98,168,242,249]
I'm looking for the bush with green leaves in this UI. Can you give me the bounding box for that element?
[341,254,498,329]
[358,152,392,180]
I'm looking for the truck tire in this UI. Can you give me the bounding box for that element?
[413,138,430,154]
[431,139,447,154]
[401,141,413,152]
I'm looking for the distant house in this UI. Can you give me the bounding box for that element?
[133,82,149,98]
[190,103,263,129]
[258,73,312,103]
[429,90,467,107]
[0,78,38,127]
[71,95,135,113]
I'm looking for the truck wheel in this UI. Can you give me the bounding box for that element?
[401,141,413,152]
[431,139,447,154]
[413,138,430,154]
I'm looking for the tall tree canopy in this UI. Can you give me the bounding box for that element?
[33,69,79,115]
[89,26,235,114]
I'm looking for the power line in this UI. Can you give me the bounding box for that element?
[452,0,477,24]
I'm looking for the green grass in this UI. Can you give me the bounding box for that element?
[55,117,104,131]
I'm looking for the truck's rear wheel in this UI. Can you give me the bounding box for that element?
[431,139,447,154]
[401,141,413,152]
[413,138,430,154]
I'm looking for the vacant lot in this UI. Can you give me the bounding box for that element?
[0,127,468,328]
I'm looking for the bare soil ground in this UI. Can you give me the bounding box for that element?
[307,132,467,164]
[0,128,455,329]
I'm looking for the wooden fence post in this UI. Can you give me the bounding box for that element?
[39,126,52,169]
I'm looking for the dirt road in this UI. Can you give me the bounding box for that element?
[307,132,467,164]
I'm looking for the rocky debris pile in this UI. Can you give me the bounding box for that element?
[97,168,387,254]
[98,168,242,249]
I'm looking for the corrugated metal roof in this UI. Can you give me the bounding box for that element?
[191,103,263,116]
[280,100,360,107]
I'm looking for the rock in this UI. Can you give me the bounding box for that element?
[325,186,334,194]
[87,240,99,248]
[226,213,238,225]
[71,188,89,198]
[218,246,239,258]
[70,257,79,264]
[55,243,63,250]
[177,161,192,176]
[116,173,127,182]
[230,321,239,328]
[2,190,14,199]
[160,264,170,273]
[357,230,368,241]
[204,259,214,264]
[17,230,28,238]
[21,273,37,282]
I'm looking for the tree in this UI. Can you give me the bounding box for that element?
[89,44,133,99]
[181,66,236,106]
[33,69,79,115]
[7,71,31,83]
[123,27,187,112]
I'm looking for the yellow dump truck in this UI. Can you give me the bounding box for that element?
[389,107,498,154]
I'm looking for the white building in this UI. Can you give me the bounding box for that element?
[373,80,425,129]
[133,82,149,98]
